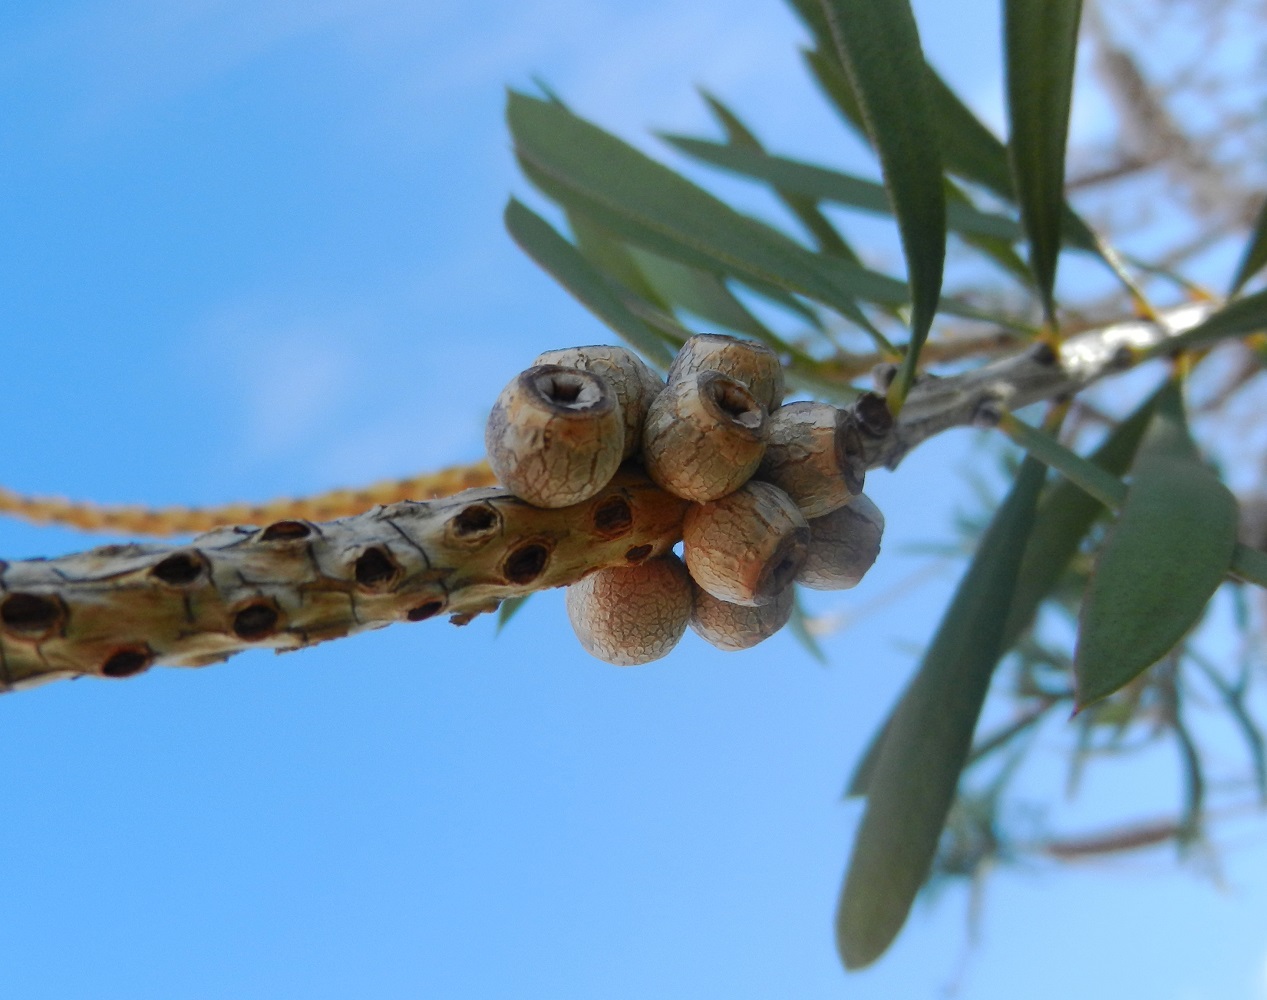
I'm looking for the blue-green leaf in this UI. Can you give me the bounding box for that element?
[662,136,1020,242]
[504,199,676,367]
[820,0,946,405]
[508,90,898,350]
[1075,381,1239,708]
[837,454,1046,969]
[1005,0,1084,325]
[1000,390,1159,647]
[698,90,858,261]
[1229,196,1267,297]
[1144,288,1267,358]
[496,595,530,634]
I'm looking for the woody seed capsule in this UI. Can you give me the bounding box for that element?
[796,494,884,590]
[690,583,794,651]
[757,401,866,518]
[667,333,785,411]
[566,553,693,665]
[642,371,767,503]
[534,345,664,459]
[485,364,624,508]
[683,481,809,606]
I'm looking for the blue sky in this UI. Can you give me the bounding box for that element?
[2,1,1267,997]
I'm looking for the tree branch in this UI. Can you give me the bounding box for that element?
[0,303,1212,691]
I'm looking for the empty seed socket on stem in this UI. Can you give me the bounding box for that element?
[485,365,624,508]
[667,333,785,411]
[642,371,767,503]
[566,553,694,665]
[757,401,866,518]
[689,583,794,651]
[683,481,809,607]
[534,345,664,460]
[796,494,884,591]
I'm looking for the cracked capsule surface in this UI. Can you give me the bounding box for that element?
[667,333,785,411]
[757,401,866,518]
[796,494,884,590]
[690,583,794,651]
[535,345,664,459]
[683,481,809,606]
[566,553,693,665]
[642,371,767,502]
[485,364,625,508]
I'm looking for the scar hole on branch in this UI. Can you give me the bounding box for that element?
[0,593,64,638]
[503,540,550,584]
[451,503,501,540]
[407,600,445,622]
[592,495,633,538]
[150,551,205,586]
[101,645,152,678]
[353,547,402,591]
[711,381,762,429]
[232,601,281,641]
[260,520,312,542]
[624,544,653,563]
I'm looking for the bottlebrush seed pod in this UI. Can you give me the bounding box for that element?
[690,583,794,652]
[796,494,884,591]
[756,401,866,518]
[642,371,767,502]
[534,345,664,459]
[667,333,785,411]
[485,365,624,508]
[566,553,693,665]
[683,481,809,606]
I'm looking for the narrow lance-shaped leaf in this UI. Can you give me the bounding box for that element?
[697,91,859,262]
[662,136,1021,242]
[1005,0,1084,325]
[1143,287,1267,359]
[820,0,946,407]
[507,91,899,352]
[503,199,676,367]
[837,453,1046,970]
[1075,380,1239,708]
[1000,388,1159,648]
[1229,196,1267,297]
[1002,411,1267,590]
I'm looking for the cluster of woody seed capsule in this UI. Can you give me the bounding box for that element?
[484,334,885,666]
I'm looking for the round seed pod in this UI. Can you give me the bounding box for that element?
[485,365,624,508]
[683,481,809,606]
[667,333,785,410]
[566,553,693,665]
[756,401,866,518]
[534,345,664,459]
[642,371,767,502]
[690,583,794,652]
[797,494,885,591]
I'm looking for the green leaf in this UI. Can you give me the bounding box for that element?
[1144,288,1267,358]
[820,0,946,404]
[1074,381,1239,708]
[662,136,1020,242]
[843,697,895,798]
[1229,196,1267,297]
[836,453,1046,969]
[1005,0,1084,325]
[496,595,530,634]
[1000,390,1159,648]
[504,199,676,367]
[788,592,828,665]
[698,91,858,261]
[507,90,898,351]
